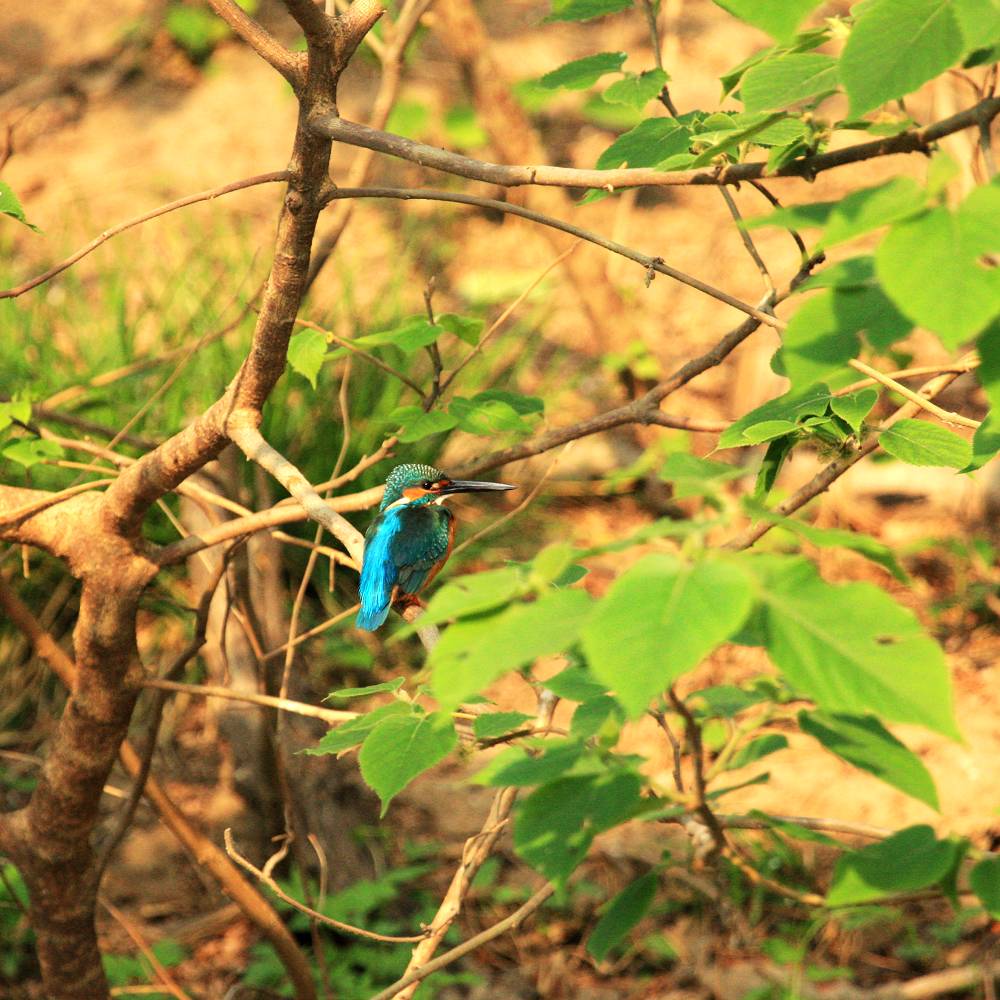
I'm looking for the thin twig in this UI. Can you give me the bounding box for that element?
[223,829,427,942]
[0,173,290,300]
[718,186,775,295]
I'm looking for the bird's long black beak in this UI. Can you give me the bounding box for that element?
[437,479,516,495]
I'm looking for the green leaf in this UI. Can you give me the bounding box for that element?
[660,452,744,499]
[876,191,1000,345]
[570,695,622,740]
[596,118,692,169]
[719,384,834,448]
[0,399,32,433]
[689,684,769,719]
[387,406,458,443]
[840,0,964,117]
[544,663,609,702]
[327,679,405,700]
[830,389,879,433]
[473,711,534,739]
[773,517,907,582]
[760,559,959,738]
[430,589,592,711]
[741,53,839,112]
[286,328,327,388]
[2,438,64,469]
[515,772,643,883]
[728,733,789,770]
[340,316,443,355]
[966,411,1000,471]
[603,69,669,109]
[437,313,483,345]
[545,0,633,21]
[303,701,413,756]
[827,825,959,905]
[359,711,457,814]
[969,857,1000,918]
[449,395,534,436]
[540,52,627,89]
[954,0,1000,48]
[713,0,823,41]
[775,286,911,388]
[822,178,928,247]
[405,567,526,630]
[473,388,544,416]
[582,554,754,717]
[880,419,972,468]
[0,181,40,232]
[587,871,659,961]
[474,740,585,787]
[531,543,577,585]
[799,711,939,809]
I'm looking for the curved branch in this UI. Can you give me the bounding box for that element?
[321,187,783,329]
[206,0,301,85]
[0,172,290,300]
[310,95,1000,190]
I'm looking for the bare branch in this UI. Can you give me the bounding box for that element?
[321,186,784,329]
[310,95,1000,190]
[0,173,290,300]
[224,829,426,942]
[206,0,301,85]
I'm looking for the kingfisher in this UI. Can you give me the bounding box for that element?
[356,463,516,631]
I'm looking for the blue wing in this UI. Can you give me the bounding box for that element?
[356,505,453,631]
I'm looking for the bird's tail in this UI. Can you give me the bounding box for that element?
[356,600,391,632]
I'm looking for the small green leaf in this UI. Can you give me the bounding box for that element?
[0,399,32,433]
[474,740,585,787]
[359,711,457,814]
[327,678,405,700]
[545,0,633,21]
[532,543,578,585]
[830,389,879,433]
[570,695,622,740]
[719,385,833,449]
[587,872,658,961]
[969,857,1000,918]
[544,663,609,702]
[2,438,64,469]
[582,554,754,717]
[689,684,769,719]
[473,711,534,740]
[303,701,413,756]
[339,316,443,355]
[840,0,963,117]
[515,772,643,883]
[431,589,592,711]
[437,313,483,345]
[0,181,40,232]
[712,0,823,42]
[773,517,907,582]
[799,711,939,809]
[827,825,958,905]
[740,53,838,112]
[449,396,533,436]
[387,406,458,443]
[540,52,627,90]
[286,328,327,388]
[596,118,691,169]
[603,69,669,109]
[728,733,789,770]
[880,419,972,469]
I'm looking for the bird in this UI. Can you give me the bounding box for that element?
[356,463,516,631]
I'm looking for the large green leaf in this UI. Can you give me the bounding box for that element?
[740,53,839,112]
[713,0,823,42]
[402,567,526,631]
[799,711,939,809]
[546,0,633,21]
[775,285,911,387]
[880,419,972,468]
[877,187,1000,346]
[582,554,754,717]
[954,0,1000,48]
[359,711,457,814]
[587,871,659,961]
[449,395,536,436]
[515,771,643,883]
[827,825,960,905]
[596,118,691,169]
[473,711,534,740]
[430,589,592,710]
[759,559,959,738]
[840,0,964,116]
[540,52,627,90]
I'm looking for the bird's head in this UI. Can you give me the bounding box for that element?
[379,463,515,511]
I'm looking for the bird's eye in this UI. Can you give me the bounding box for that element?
[421,480,433,490]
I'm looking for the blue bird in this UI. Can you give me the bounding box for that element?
[356,463,515,631]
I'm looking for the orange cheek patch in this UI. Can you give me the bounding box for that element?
[403,486,430,499]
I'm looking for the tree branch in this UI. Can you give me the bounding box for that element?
[310,95,1000,190]
[206,0,302,85]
